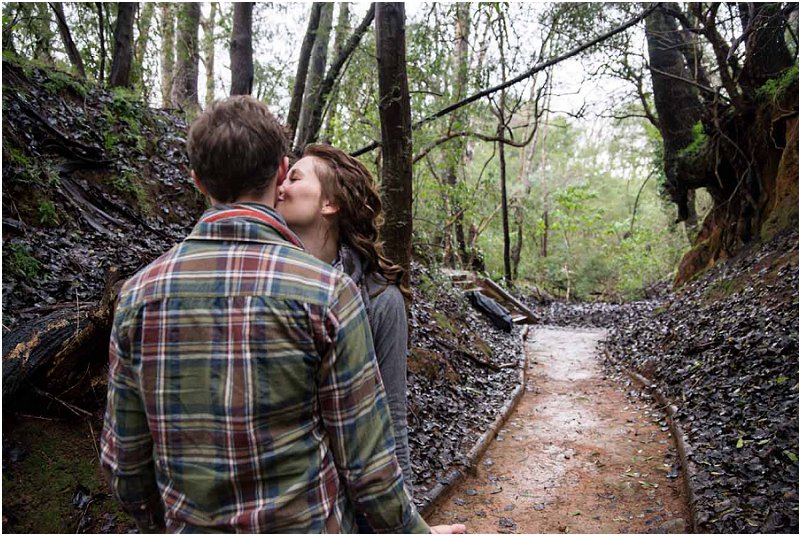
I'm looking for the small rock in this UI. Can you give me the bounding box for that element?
[498,517,517,529]
[659,518,686,533]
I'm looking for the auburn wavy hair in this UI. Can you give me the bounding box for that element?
[303,144,410,301]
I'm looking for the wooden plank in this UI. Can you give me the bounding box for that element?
[480,277,538,323]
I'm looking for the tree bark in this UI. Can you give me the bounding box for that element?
[50,2,86,78]
[109,2,136,88]
[287,3,323,144]
[229,2,253,96]
[202,2,217,105]
[171,2,201,113]
[447,3,471,267]
[96,2,106,81]
[295,2,334,150]
[159,3,175,106]
[322,2,351,142]
[375,2,413,289]
[645,5,703,222]
[740,2,794,93]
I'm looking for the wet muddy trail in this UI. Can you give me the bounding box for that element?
[426,327,690,533]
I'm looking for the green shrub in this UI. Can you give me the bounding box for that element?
[4,244,43,280]
[37,200,59,226]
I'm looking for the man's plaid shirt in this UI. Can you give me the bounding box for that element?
[100,203,428,533]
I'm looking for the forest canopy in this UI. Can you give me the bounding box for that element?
[2,2,798,300]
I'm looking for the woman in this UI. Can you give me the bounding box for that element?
[276,143,414,493]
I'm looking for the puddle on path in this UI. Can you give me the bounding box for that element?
[426,326,689,534]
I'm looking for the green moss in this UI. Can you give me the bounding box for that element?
[681,121,709,158]
[3,244,43,281]
[432,310,459,338]
[42,68,87,98]
[111,169,151,214]
[756,63,798,102]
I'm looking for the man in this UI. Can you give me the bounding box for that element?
[100,96,465,534]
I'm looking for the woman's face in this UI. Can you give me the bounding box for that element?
[276,156,329,229]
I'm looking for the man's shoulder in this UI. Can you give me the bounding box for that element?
[117,238,355,309]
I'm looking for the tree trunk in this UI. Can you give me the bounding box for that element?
[497,15,512,285]
[287,3,323,144]
[740,3,794,92]
[50,2,86,78]
[510,205,524,280]
[322,2,351,142]
[229,2,253,95]
[171,2,201,113]
[295,2,333,150]
[541,208,548,257]
[448,2,470,267]
[108,2,136,88]
[202,2,217,105]
[376,2,413,289]
[159,3,175,106]
[96,2,107,82]
[645,4,703,222]
[298,4,376,152]
[499,124,512,285]
[131,2,155,92]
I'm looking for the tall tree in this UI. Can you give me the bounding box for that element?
[171,2,201,113]
[109,2,136,88]
[159,3,175,106]
[131,2,155,90]
[49,2,86,78]
[202,2,217,105]
[496,15,512,285]
[295,2,334,149]
[644,5,703,222]
[229,2,253,95]
[375,2,413,289]
[322,2,351,142]
[96,2,106,81]
[287,3,323,143]
[443,3,471,267]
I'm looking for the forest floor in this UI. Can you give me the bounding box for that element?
[426,326,688,534]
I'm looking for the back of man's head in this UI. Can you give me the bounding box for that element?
[187,95,289,203]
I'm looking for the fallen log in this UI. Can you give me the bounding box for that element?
[2,267,123,407]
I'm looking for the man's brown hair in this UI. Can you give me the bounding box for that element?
[187,96,289,203]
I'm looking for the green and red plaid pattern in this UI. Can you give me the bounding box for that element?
[100,203,428,533]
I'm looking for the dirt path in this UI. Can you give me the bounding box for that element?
[426,326,689,534]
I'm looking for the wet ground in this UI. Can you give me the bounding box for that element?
[426,326,689,533]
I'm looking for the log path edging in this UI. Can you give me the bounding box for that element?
[603,350,700,534]
[419,326,531,517]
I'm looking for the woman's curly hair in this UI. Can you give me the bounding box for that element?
[303,144,410,301]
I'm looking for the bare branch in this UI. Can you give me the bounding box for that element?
[351,3,660,157]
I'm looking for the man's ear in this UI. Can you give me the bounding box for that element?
[275,156,289,188]
[191,170,209,197]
